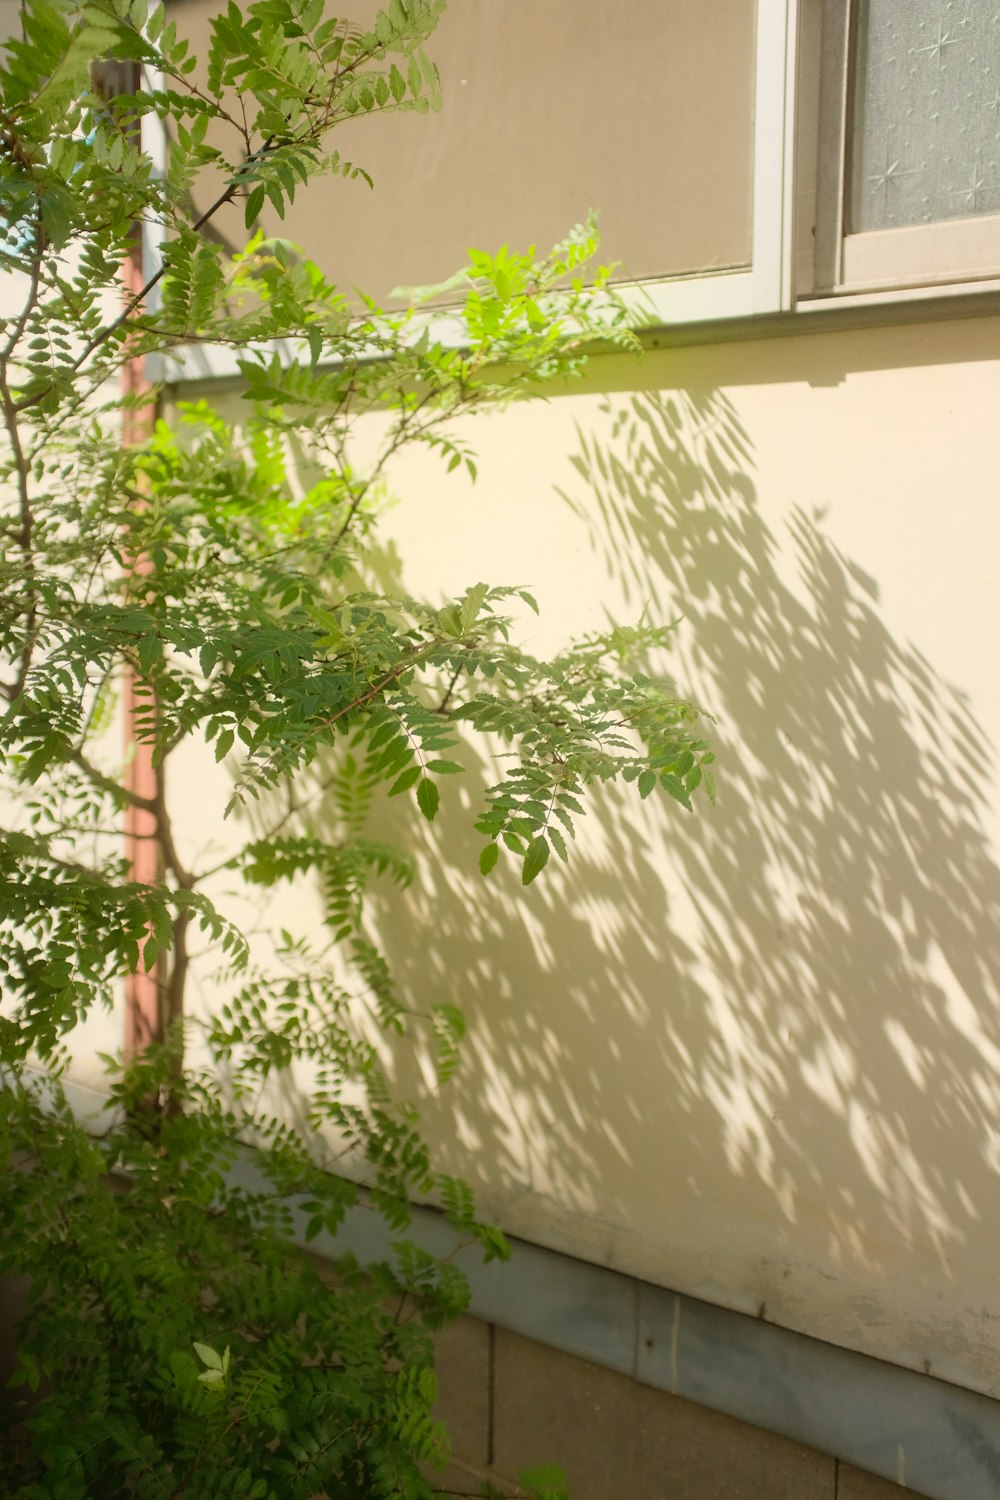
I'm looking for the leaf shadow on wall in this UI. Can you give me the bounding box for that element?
[342,382,1000,1353]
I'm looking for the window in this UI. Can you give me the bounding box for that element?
[153,0,1000,382]
[805,0,1000,296]
[171,0,759,301]
[160,0,797,383]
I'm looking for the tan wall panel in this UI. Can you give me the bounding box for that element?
[490,1328,836,1500]
[166,0,756,294]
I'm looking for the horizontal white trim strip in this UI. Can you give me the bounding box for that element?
[797,277,1000,313]
[620,269,757,325]
[149,269,763,387]
[842,215,1000,294]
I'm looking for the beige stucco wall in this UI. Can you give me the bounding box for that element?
[171,311,1000,1398]
[8,0,1000,1433]
[0,263,128,1093]
[24,273,993,1402]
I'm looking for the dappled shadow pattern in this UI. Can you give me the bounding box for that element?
[302,382,1000,1374]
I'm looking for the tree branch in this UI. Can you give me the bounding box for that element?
[14,138,278,415]
[73,750,156,813]
[0,210,45,700]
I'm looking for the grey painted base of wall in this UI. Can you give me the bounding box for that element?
[318,1196,999,1500]
[431,1315,929,1500]
[34,1081,1000,1500]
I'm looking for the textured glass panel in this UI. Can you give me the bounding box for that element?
[850,0,1000,232]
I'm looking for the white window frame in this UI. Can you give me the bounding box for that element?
[149,1,801,383]
[621,0,800,327]
[803,0,1000,301]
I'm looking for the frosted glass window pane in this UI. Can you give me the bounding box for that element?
[849,0,1000,232]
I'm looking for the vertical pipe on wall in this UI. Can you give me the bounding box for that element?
[121,58,161,1057]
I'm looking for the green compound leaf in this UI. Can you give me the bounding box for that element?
[521,836,549,886]
[416,775,440,821]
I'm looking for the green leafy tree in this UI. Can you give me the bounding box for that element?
[0,0,715,1493]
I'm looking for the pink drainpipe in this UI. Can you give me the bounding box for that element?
[121,131,161,1058]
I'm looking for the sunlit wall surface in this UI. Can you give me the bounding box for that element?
[25,0,997,1404]
[173,313,1000,1401]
